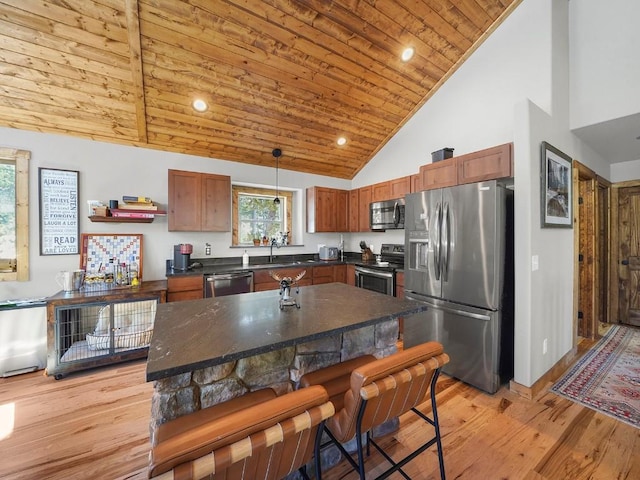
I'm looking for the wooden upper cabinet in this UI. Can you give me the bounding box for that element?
[358,186,372,232]
[306,186,349,233]
[336,189,349,232]
[371,181,390,202]
[348,189,359,232]
[390,176,411,198]
[168,169,201,231]
[169,169,231,232]
[419,157,458,191]
[202,173,231,231]
[410,173,421,193]
[457,143,513,185]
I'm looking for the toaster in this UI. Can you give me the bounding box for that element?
[319,246,339,261]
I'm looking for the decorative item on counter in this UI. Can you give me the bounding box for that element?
[253,238,261,246]
[360,240,374,262]
[262,235,269,245]
[269,270,306,309]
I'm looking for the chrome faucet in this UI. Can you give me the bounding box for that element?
[269,237,279,263]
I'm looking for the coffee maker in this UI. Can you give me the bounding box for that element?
[173,243,193,271]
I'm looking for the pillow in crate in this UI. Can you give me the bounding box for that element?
[87,300,157,350]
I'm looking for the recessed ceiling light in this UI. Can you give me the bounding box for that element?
[337,137,347,146]
[401,47,414,62]
[192,99,208,112]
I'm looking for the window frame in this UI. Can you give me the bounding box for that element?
[0,147,30,282]
[232,185,293,246]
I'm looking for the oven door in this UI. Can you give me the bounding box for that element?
[355,266,394,296]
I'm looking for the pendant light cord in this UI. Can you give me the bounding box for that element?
[272,148,282,205]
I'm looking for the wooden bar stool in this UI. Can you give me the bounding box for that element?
[149,385,334,480]
[300,342,450,480]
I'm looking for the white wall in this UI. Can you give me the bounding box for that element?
[355,0,552,188]
[354,0,612,387]
[0,0,626,387]
[569,0,640,129]
[611,160,640,183]
[0,127,351,300]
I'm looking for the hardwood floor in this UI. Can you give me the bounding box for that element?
[0,355,638,480]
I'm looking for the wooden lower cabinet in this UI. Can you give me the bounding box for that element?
[346,264,356,286]
[334,264,347,284]
[254,264,348,291]
[312,265,335,285]
[254,268,313,291]
[167,275,203,302]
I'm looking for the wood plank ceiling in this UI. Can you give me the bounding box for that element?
[0,0,519,179]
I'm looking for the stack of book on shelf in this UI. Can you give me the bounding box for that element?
[110,196,167,219]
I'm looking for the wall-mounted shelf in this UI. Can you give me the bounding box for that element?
[88,216,153,223]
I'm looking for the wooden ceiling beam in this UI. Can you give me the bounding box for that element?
[125,0,148,143]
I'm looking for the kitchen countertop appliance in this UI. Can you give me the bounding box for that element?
[370,198,405,231]
[173,243,192,271]
[319,246,339,261]
[354,243,405,296]
[403,180,514,394]
[205,271,254,297]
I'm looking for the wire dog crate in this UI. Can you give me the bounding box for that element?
[46,282,166,379]
[57,299,156,360]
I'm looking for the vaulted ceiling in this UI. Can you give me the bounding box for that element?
[0,0,520,179]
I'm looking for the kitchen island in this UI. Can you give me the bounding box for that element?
[146,282,427,444]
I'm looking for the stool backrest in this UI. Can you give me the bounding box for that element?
[330,342,449,443]
[150,385,334,480]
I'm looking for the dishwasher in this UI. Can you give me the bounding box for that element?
[204,271,254,297]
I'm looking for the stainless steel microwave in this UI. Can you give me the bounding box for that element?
[370,198,405,231]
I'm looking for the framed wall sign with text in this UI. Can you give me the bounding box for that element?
[39,168,80,255]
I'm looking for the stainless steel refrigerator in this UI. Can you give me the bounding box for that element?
[403,180,514,394]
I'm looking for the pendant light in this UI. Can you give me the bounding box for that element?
[272,148,282,205]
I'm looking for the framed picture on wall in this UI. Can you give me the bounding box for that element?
[39,168,80,255]
[540,142,573,228]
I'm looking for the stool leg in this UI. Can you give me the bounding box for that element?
[430,369,446,480]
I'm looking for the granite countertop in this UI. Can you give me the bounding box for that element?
[166,254,403,276]
[146,282,425,381]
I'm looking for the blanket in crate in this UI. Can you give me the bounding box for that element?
[86,299,156,350]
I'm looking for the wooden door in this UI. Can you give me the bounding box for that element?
[577,176,595,338]
[316,187,334,231]
[390,176,411,198]
[168,169,202,231]
[201,173,231,231]
[336,190,349,232]
[348,189,359,232]
[419,158,457,190]
[358,186,371,232]
[616,184,640,326]
[371,181,390,202]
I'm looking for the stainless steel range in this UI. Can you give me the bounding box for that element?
[354,243,404,296]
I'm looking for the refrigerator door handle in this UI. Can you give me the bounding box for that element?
[405,292,491,321]
[436,303,491,321]
[442,202,450,282]
[434,202,441,280]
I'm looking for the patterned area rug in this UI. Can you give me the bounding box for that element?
[550,325,640,428]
